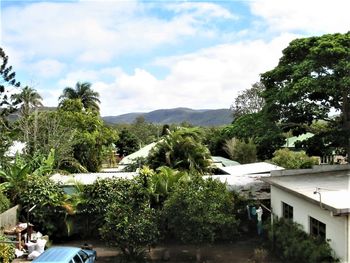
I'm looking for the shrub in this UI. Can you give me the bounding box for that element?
[0,235,15,263]
[100,176,159,261]
[271,148,319,169]
[18,175,66,237]
[163,176,239,244]
[269,217,338,263]
[0,192,10,213]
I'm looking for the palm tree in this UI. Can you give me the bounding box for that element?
[11,86,43,117]
[59,82,100,112]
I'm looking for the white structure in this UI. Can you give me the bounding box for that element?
[263,165,350,262]
[205,162,284,199]
[50,172,136,185]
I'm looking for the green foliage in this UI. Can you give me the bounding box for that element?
[115,129,140,157]
[230,82,265,119]
[59,82,100,113]
[0,191,10,213]
[163,176,238,244]
[223,138,257,164]
[0,48,20,161]
[261,32,350,155]
[0,234,15,263]
[18,175,66,236]
[147,128,211,173]
[271,148,319,169]
[224,112,284,160]
[203,127,229,157]
[269,217,338,263]
[11,86,43,118]
[100,176,159,261]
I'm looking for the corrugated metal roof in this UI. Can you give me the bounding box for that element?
[218,162,284,176]
[50,172,136,185]
[119,142,158,165]
[211,156,240,167]
[283,132,314,148]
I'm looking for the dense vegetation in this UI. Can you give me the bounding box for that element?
[0,32,348,262]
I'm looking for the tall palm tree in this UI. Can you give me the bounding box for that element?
[59,82,100,112]
[11,86,43,117]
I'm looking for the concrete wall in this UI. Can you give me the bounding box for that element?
[271,186,348,262]
[0,205,19,233]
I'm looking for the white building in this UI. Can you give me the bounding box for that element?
[263,165,350,262]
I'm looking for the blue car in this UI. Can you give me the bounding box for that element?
[33,246,97,263]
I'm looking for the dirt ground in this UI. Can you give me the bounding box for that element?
[58,238,281,263]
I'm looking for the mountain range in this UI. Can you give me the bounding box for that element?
[102,108,233,126]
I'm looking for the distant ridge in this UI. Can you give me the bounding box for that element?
[102,108,232,126]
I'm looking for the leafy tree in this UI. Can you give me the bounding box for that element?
[18,174,66,236]
[130,116,159,146]
[203,127,229,157]
[230,82,265,120]
[147,128,211,173]
[271,148,319,169]
[0,191,10,213]
[59,82,100,113]
[163,176,238,244]
[224,112,284,160]
[115,129,140,157]
[223,138,257,164]
[261,32,350,155]
[100,176,159,261]
[0,234,15,263]
[0,48,21,160]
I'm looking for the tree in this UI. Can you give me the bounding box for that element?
[99,176,159,261]
[147,128,211,173]
[163,176,238,245]
[261,32,350,155]
[230,82,265,120]
[59,82,100,113]
[223,138,257,164]
[115,129,140,157]
[11,86,43,118]
[0,48,21,160]
[224,112,285,160]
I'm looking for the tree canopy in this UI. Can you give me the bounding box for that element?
[59,82,100,113]
[261,32,350,155]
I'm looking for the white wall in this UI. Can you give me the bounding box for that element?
[271,186,348,263]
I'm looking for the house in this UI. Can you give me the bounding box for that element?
[263,165,350,262]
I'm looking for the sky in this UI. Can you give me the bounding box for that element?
[1,0,349,116]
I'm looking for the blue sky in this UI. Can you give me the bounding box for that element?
[1,0,349,116]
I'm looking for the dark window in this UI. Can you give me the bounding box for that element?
[78,250,89,262]
[73,254,83,263]
[282,202,293,220]
[310,216,326,239]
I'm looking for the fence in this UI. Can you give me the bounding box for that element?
[0,205,19,233]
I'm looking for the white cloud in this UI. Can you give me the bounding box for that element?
[49,33,297,116]
[250,0,350,34]
[2,1,235,65]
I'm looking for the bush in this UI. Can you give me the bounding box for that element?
[18,175,66,237]
[0,192,10,213]
[100,176,159,261]
[269,217,338,263]
[163,176,239,244]
[0,235,15,263]
[271,148,319,169]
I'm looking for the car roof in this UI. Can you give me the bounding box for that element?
[33,247,82,262]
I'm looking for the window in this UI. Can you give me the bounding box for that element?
[78,250,89,262]
[310,216,326,239]
[282,202,293,220]
[73,254,83,263]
